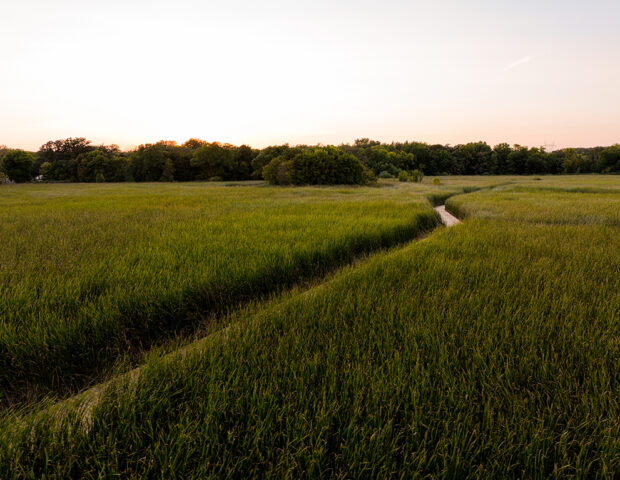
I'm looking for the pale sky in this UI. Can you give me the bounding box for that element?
[1,0,619,151]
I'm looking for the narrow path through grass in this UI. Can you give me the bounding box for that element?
[434,205,461,226]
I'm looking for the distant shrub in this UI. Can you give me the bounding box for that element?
[262,156,287,185]
[275,161,293,185]
[432,177,441,185]
[95,173,106,183]
[397,171,409,182]
[265,146,370,185]
[378,171,393,179]
[0,171,9,184]
[209,176,223,182]
[410,169,424,183]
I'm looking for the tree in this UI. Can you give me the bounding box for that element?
[0,147,10,184]
[354,138,381,148]
[129,142,173,182]
[73,149,128,182]
[265,146,370,186]
[7,137,619,183]
[400,142,430,171]
[40,162,53,180]
[455,142,493,175]
[525,147,549,174]
[291,147,370,185]
[251,145,303,179]
[171,149,195,181]
[507,145,529,174]
[599,145,620,172]
[231,145,256,180]
[191,143,234,180]
[262,156,293,185]
[427,145,456,175]
[182,138,208,150]
[562,148,588,173]
[492,143,512,174]
[161,158,175,181]
[75,150,105,182]
[37,137,94,180]
[364,146,412,176]
[1,150,34,182]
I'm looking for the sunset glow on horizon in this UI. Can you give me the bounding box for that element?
[2,0,619,151]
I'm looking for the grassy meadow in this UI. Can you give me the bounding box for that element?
[1,181,459,404]
[1,175,619,478]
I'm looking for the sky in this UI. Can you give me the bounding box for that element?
[1,0,619,151]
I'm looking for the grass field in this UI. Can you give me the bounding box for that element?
[447,185,620,226]
[1,182,456,404]
[1,176,619,478]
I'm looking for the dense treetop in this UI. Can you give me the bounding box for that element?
[0,137,618,184]
[263,146,372,185]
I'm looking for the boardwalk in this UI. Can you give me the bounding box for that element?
[434,205,461,227]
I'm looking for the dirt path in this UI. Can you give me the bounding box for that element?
[434,205,461,227]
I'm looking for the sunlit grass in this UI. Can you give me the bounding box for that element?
[0,182,446,404]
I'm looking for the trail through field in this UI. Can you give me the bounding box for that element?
[434,205,461,226]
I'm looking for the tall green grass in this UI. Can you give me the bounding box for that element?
[1,177,618,478]
[447,184,620,225]
[0,182,441,405]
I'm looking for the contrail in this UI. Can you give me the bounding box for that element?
[505,55,531,70]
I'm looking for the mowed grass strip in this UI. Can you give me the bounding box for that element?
[2,184,619,478]
[0,182,440,404]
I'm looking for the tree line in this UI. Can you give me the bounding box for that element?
[1,137,619,185]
